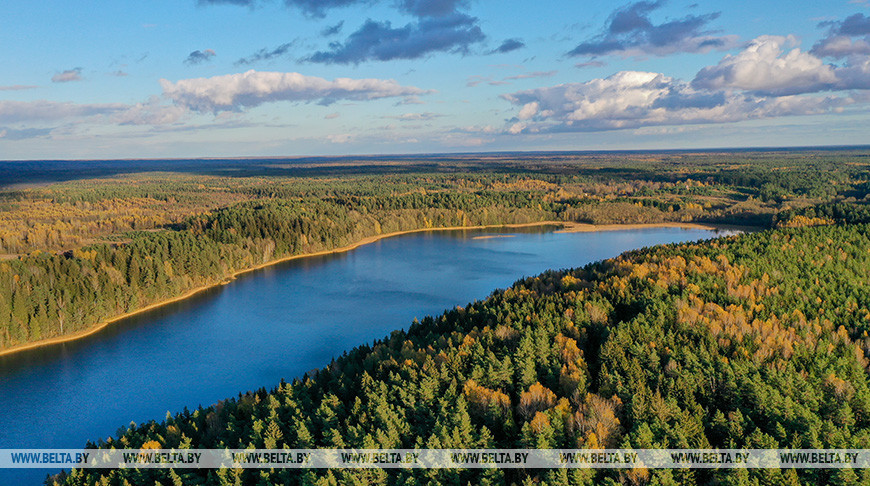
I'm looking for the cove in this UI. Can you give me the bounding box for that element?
[0,225,736,484]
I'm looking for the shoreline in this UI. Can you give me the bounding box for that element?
[0,220,736,358]
[554,221,742,233]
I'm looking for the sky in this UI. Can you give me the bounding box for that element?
[2,0,870,159]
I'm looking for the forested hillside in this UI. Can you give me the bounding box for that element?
[54,223,870,485]
[3,150,870,352]
[0,194,555,349]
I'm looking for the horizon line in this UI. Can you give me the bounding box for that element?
[2,144,870,163]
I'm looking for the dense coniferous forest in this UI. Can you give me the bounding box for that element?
[50,221,870,485]
[2,150,870,352]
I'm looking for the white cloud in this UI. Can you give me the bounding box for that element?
[517,101,539,120]
[503,70,854,134]
[504,71,673,130]
[160,70,433,113]
[692,36,837,95]
[691,35,870,94]
[0,70,435,135]
[812,35,870,58]
[508,122,526,134]
[812,13,870,58]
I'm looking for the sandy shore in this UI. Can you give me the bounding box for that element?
[0,220,739,358]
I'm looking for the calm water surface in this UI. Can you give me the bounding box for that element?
[0,226,736,483]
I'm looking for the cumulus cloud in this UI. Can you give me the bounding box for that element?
[0,100,126,124]
[502,70,853,134]
[517,101,539,120]
[813,13,870,58]
[567,1,738,58]
[51,68,83,83]
[160,70,432,112]
[692,35,870,94]
[305,13,484,64]
[488,38,525,55]
[812,35,870,59]
[184,49,216,65]
[692,36,837,95]
[236,42,295,65]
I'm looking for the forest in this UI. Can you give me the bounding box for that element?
[0,149,865,485]
[49,221,870,485]
[2,149,870,352]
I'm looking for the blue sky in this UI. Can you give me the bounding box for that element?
[1,0,870,159]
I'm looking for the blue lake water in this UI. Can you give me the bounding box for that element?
[0,226,737,484]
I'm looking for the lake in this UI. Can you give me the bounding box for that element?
[0,225,737,484]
